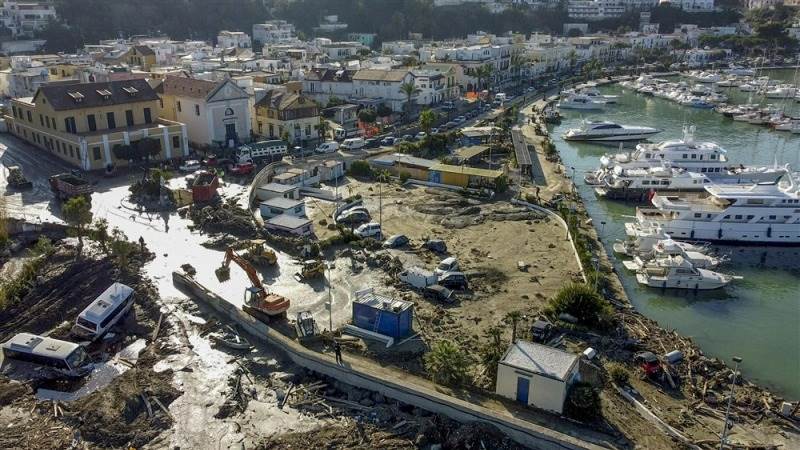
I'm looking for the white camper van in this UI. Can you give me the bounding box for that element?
[235,140,288,163]
[341,137,366,151]
[72,283,135,340]
[1,333,90,378]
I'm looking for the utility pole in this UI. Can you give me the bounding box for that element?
[720,356,743,450]
[378,174,383,230]
[327,262,333,333]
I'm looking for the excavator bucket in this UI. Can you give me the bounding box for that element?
[215,265,231,282]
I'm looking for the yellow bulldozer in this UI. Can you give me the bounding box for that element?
[238,239,277,267]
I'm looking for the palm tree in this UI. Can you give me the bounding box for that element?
[418,109,436,141]
[399,82,421,121]
[505,311,523,343]
[474,64,494,92]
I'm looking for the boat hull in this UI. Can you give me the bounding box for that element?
[565,131,660,142]
[635,273,728,290]
[641,221,800,245]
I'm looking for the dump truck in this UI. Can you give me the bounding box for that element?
[191,170,219,203]
[6,166,32,189]
[49,172,93,201]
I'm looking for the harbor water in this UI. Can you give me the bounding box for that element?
[550,69,800,398]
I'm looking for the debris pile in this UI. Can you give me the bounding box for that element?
[187,199,257,237]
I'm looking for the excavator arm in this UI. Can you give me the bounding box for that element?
[222,248,266,293]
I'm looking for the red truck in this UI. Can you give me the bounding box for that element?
[228,162,255,176]
[191,171,219,203]
[49,173,93,201]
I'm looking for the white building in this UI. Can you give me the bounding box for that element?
[0,1,57,38]
[0,56,48,98]
[259,197,306,219]
[351,69,416,112]
[495,341,581,414]
[568,0,627,20]
[420,42,512,90]
[217,31,252,49]
[659,0,715,10]
[321,42,365,60]
[253,20,297,45]
[156,76,252,147]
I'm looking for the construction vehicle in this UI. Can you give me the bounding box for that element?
[49,172,93,201]
[217,247,290,321]
[294,311,319,341]
[6,166,32,189]
[295,259,325,282]
[239,240,277,267]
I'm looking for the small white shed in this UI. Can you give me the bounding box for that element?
[495,340,580,414]
[259,197,306,219]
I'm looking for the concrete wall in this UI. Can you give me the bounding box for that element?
[172,271,605,450]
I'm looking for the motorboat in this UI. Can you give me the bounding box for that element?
[578,87,619,104]
[613,225,708,256]
[764,85,797,99]
[557,93,605,110]
[739,83,757,92]
[633,255,737,290]
[563,120,661,142]
[621,239,722,270]
[681,97,715,109]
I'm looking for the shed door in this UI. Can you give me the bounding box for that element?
[516,377,530,404]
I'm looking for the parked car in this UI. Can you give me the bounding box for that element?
[423,239,447,253]
[228,162,255,175]
[380,136,397,146]
[341,138,366,151]
[398,267,437,289]
[454,116,466,124]
[430,127,440,134]
[315,141,340,154]
[434,257,459,276]
[415,132,427,140]
[437,271,468,290]
[443,121,457,130]
[354,222,382,239]
[442,101,455,111]
[336,209,370,224]
[179,160,202,172]
[424,284,455,304]
[383,234,409,248]
[401,134,413,142]
[364,138,380,149]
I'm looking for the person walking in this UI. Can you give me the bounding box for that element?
[334,341,343,365]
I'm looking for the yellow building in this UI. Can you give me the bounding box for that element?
[254,82,320,145]
[47,63,83,81]
[5,79,188,171]
[119,46,156,71]
[427,163,504,188]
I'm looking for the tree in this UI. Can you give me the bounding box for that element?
[480,326,506,386]
[504,311,523,343]
[92,218,110,254]
[317,117,330,140]
[112,143,135,162]
[357,108,377,124]
[424,340,472,387]
[399,82,421,120]
[547,282,613,328]
[474,64,494,92]
[109,227,137,274]
[376,104,393,117]
[136,137,161,162]
[418,109,436,138]
[62,196,93,257]
[0,198,9,250]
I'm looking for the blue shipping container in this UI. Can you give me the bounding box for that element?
[352,291,413,338]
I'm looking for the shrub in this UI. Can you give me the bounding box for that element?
[348,160,372,178]
[546,282,613,328]
[424,340,473,387]
[565,382,601,421]
[399,171,411,183]
[607,362,630,386]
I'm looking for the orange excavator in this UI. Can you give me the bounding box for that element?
[219,248,290,321]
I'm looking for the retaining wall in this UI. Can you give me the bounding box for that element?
[172,271,609,450]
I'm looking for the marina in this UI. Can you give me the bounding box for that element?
[551,69,800,398]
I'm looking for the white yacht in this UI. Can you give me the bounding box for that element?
[634,255,737,290]
[557,93,605,110]
[614,225,708,256]
[563,121,661,142]
[578,87,619,104]
[621,239,722,270]
[589,164,787,200]
[764,85,797,99]
[634,173,800,244]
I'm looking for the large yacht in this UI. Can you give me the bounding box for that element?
[621,238,722,270]
[563,121,661,142]
[634,173,800,244]
[589,164,788,200]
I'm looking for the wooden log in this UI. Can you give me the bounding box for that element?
[279,383,294,409]
[151,313,164,342]
[152,397,174,421]
[322,396,373,411]
[662,363,677,389]
[140,394,153,418]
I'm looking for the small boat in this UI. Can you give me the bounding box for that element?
[210,327,253,351]
[621,239,723,270]
[634,255,738,290]
[558,93,605,110]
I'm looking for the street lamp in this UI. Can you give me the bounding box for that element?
[719,356,743,450]
[327,262,334,333]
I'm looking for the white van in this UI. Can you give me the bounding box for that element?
[315,141,340,154]
[1,333,91,378]
[341,137,366,151]
[398,267,438,289]
[334,128,364,141]
[72,282,135,341]
[354,222,382,238]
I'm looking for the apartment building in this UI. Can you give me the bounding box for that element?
[218,31,252,49]
[421,42,512,90]
[254,82,320,145]
[5,79,188,171]
[351,69,417,112]
[118,46,157,71]
[156,75,251,147]
[0,56,48,98]
[253,21,297,45]
[0,0,57,38]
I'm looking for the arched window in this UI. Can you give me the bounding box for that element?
[224,108,234,116]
